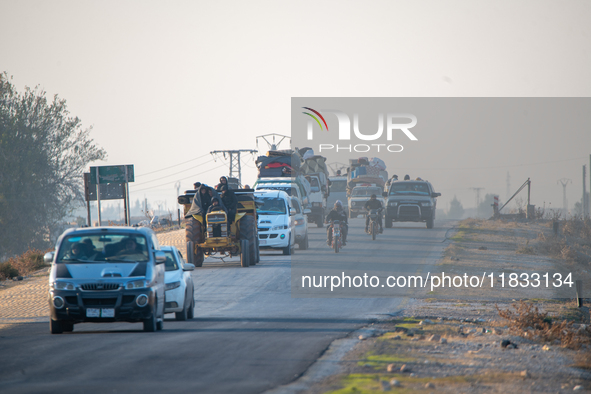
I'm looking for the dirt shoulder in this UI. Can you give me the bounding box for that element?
[303,219,591,393]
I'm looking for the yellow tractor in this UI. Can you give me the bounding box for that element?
[177,186,259,267]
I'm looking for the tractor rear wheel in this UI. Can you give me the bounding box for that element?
[240,215,257,265]
[186,216,204,267]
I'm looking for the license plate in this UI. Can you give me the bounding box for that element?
[101,308,115,318]
[86,308,100,318]
[259,240,267,245]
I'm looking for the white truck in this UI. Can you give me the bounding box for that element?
[300,155,330,227]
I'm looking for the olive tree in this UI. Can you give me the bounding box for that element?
[0,72,106,257]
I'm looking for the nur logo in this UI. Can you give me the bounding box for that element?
[301,107,418,153]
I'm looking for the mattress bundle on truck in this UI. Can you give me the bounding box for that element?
[346,157,388,194]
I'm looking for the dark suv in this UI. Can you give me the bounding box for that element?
[45,227,166,333]
[383,180,441,228]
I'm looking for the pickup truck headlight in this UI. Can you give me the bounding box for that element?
[389,201,398,207]
[271,225,288,230]
[126,280,149,290]
[165,281,181,291]
[51,281,76,291]
[420,202,432,207]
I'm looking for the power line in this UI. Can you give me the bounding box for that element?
[129,163,227,193]
[135,153,210,178]
[130,158,215,188]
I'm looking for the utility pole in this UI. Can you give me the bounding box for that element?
[584,165,588,218]
[558,178,571,217]
[506,172,511,202]
[256,133,291,152]
[210,149,257,187]
[470,187,485,210]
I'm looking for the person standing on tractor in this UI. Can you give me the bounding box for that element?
[325,200,348,246]
[364,194,383,233]
[216,176,229,191]
[219,185,238,224]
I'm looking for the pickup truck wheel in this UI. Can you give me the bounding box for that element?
[300,234,309,250]
[187,293,195,319]
[426,217,434,229]
[143,312,157,332]
[283,239,292,255]
[385,215,392,228]
[50,319,64,334]
[316,213,324,228]
[186,217,204,267]
[175,292,189,321]
[349,211,357,219]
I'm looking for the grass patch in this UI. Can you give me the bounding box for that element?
[358,353,417,368]
[325,372,525,394]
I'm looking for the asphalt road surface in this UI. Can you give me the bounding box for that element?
[0,218,452,394]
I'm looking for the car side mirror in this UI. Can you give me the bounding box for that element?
[382,192,388,197]
[290,208,296,216]
[44,252,55,264]
[432,192,441,198]
[155,251,166,264]
[183,263,195,271]
[303,208,312,214]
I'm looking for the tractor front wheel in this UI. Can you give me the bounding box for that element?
[186,217,204,267]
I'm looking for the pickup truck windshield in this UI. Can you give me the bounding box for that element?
[256,197,287,214]
[352,188,382,197]
[389,182,430,195]
[56,233,149,263]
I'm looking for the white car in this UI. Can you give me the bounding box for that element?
[291,197,310,250]
[255,190,296,255]
[162,246,195,320]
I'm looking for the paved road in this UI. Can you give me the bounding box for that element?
[0,219,452,394]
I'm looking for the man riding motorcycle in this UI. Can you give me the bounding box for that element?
[364,194,383,233]
[325,200,348,246]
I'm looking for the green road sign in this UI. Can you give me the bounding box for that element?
[89,165,134,184]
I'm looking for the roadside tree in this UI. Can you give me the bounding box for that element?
[0,72,106,258]
[448,196,465,219]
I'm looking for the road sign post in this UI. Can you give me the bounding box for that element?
[87,165,135,226]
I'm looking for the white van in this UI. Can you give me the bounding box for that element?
[255,190,296,255]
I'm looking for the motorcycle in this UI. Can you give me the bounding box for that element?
[329,220,343,253]
[367,209,381,240]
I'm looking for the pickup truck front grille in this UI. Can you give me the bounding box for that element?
[80,283,120,291]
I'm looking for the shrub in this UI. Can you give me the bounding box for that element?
[0,262,19,280]
[1,248,51,279]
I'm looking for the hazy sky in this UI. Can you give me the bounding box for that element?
[2,0,590,216]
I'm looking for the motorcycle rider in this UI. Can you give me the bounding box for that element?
[325,200,348,246]
[364,194,383,233]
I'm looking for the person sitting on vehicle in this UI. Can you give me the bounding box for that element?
[67,242,88,259]
[219,185,238,224]
[386,174,398,187]
[216,176,229,191]
[117,237,147,260]
[404,174,410,180]
[243,184,250,189]
[207,198,224,213]
[193,182,201,190]
[325,200,348,246]
[364,194,383,233]
[199,186,212,213]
